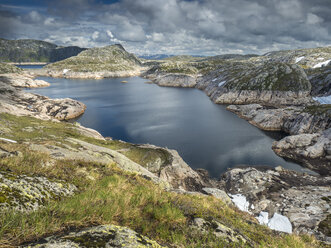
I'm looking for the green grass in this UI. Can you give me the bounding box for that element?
[0,157,321,247]
[303,104,331,117]
[0,113,325,247]
[0,113,174,172]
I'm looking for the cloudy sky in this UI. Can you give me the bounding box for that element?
[0,0,330,55]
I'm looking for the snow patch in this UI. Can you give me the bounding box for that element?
[268,213,292,233]
[229,194,249,212]
[212,78,218,82]
[313,95,331,104]
[63,69,70,74]
[317,57,324,60]
[0,137,17,143]
[313,59,331,68]
[295,56,305,63]
[218,81,226,87]
[257,211,269,225]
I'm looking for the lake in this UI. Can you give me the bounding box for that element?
[16,64,45,69]
[27,76,311,178]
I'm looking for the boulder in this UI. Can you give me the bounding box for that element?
[24,224,165,248]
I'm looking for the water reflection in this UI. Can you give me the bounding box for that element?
[27,76,308,178]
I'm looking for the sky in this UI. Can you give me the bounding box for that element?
[0,0,330,55]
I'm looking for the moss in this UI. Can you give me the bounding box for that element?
[303,104,331,117]
[64,231,116,247]
[318,214,331,237]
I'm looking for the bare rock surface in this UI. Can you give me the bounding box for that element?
[0,73,50,88]
[23,224,165,248]
[273,129,331,176]
[190,217,248,245]
[0,76,86,120]
[148,73,197,88]
[196,62,313,106]
[33,68,143,79]
[0,170,76,212]
[227,104,330,135]
[218,167,331,242]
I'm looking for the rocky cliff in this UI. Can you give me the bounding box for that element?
[0,38,85,63]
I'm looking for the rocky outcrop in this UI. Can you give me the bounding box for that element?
[227,104,330,175]
[33,68,143,79]
[258,46,331,69]
[218,167,331,242]
[0,74,50,88]
[0,170,76,212]
[0,76,86,120]
[43,44,143,78]
[227,104,330,135]
[28,138,212,191]
[197,62,312,106]
[190,217,248,244]
[307,65,331,96]
[150,73,197,88]
[24,224,165,248]
[272,129,331,176]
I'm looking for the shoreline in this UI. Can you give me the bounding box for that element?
[30,73,322,176]
[1,71,330,243]
[7,62,48,65]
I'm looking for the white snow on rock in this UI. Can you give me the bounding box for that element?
[228,194,249,212]
[212,78,218,82]
[257,211,269,225]
[63,69,70,74]
[0,137,17,143]
[313,59,331,68]
[218,81,226,87]
[295,56,305,63]
[313,95,331,104]
[268,213,292,234]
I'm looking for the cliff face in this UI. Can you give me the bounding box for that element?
[0,38,85,63]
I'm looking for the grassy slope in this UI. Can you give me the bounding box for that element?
[0,113,323,247]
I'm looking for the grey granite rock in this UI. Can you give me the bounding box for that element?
[23,224,165,248]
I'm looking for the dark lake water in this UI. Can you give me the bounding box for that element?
[16,64,45,69]
[27,76,312,178]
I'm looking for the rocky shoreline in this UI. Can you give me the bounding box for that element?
[31,68,144,79]
[0,59,330,245]
[0,73,86,120]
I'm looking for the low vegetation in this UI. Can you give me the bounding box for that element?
[304,104,331,117]
[45,44,141,72]
[0,113,325,247]
[0,63,23,74]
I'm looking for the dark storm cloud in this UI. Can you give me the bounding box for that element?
[0,0,330,55]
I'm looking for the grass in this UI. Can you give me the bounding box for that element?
[0,156,322,247]
[303,104,331,117]
[0,113,326,247]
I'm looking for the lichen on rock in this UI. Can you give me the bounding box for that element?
[0,171,77,212]
[24,224,165,248]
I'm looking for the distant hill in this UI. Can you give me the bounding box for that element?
[45,44,142,72]
[0,38,86,63]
